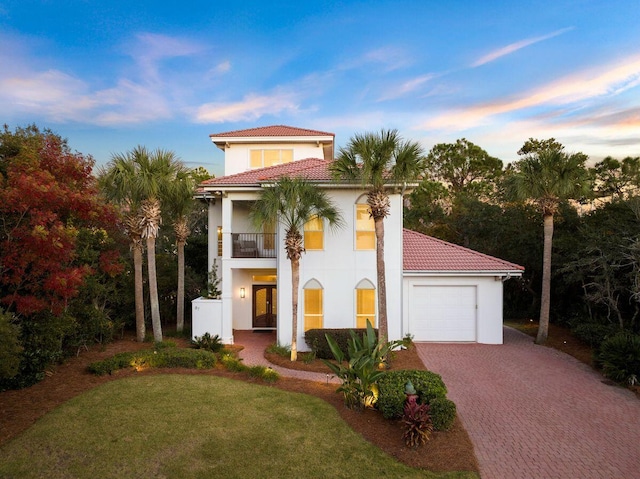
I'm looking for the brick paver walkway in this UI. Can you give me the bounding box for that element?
[416,327,640,479]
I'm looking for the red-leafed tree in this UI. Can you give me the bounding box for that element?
[0,124,122,388]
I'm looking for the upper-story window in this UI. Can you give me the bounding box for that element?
[250,149,293,169]
[304,215,324,250]
[355,203,375,250]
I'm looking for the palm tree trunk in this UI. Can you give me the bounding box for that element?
[133,243,145,342]
[374,215,388,343]
[290,257,299,361]
[147,236,163,342]
[176,239,185,333]
[536,213,554,344]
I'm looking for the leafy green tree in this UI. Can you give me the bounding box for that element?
[331,129,424,342]
[504,140,591,344]
[423,138,503,199]
[250,177,343,361]
[591,156,640,201]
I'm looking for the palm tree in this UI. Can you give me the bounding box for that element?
[505,142,590,344]
[135,147,183,342]
[330,129,424,342]
[250,176,343,361]
[164,168,196,333]
[98,155,146,342]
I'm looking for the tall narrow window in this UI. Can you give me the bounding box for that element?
[355,204,375,250]
[355,279,376,328]
[304,280,323,331]
[304,215,324,250]
[250,149,294,169]
[217,226,223,257]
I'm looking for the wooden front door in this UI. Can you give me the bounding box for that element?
[252,285,277,328]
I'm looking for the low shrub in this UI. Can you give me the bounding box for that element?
[0,309,23,381]
[377,370,448,419]
[571,322,618,349]
[596,332,640,384]
[246,365,279,382]
[191,333,224,353]
[266,343,290,358]
[305,328,375,359]
[428,397,457,431]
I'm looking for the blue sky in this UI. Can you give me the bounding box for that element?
[1,0,639,176]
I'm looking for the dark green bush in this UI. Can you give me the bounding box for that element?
[428,397,457,431]
[305,328,375,359]
[377,370,448,419]
[571,322,618,349]
[0,309,23,380]
[596,332,640,384]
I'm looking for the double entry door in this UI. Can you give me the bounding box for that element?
[252,285,277,328]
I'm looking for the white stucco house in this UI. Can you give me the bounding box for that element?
[193,125,523,348]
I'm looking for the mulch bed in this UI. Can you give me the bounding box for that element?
[0,336,479,474]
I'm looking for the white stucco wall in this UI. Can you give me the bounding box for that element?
[402,275,505,344]
[223,142,326,176]
[276,189,404,351]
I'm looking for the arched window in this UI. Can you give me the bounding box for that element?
[303,279,323,331]
[355,201,375,250]
[355,279,376,328]
[304,215,324,250]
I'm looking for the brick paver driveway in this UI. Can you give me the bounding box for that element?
[416,327,640,479]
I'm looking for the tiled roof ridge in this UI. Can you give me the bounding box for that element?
[403,228,524,271]
[200,158,330,185]
[209,125,334,138]
[257,158,332,181]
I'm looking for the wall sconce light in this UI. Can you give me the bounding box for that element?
[240,287,245,299]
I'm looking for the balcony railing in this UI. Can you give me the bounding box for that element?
[232,233,277,258]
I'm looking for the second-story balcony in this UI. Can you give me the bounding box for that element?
[231,233,277,258]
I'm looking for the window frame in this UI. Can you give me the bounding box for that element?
[303,281,324,331]
[355,203,375,250]
[304,215,324,251]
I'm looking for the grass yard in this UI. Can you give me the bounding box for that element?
[0,375,477,479]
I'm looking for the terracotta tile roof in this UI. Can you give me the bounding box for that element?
[200,158,334,186]
[209,125,334,138]
[403,229,524,272]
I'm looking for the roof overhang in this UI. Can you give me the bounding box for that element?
[403,270,524,277]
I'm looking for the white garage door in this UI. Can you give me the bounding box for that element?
[410,285,477,342]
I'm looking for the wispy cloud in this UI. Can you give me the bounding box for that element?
[193,91,301,123]
[378,73,437,101]
[423,54,640,130]
[471,27,574,67]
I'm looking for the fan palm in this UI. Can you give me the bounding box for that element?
[505,144,590,344]
[164,168,196,333]
[250,176,343,361]
[98,154,146,342]
[330,129,424,342]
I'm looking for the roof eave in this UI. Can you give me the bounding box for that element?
[403,270,524,276]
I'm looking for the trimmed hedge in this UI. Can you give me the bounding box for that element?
[377,370,448,420]
[87,348,218,375]
[305,328,376,359]
[428,397,457,431]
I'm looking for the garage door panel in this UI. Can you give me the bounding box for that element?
[410,285,476,342]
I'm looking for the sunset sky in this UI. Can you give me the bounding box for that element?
[2,0,639,176]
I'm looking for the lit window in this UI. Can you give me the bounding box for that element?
[356,280,376,328]
[250,149,293,169]
[304,282,323,331]
[355,204,375,250]
[304,215,324,250]
[217,226,222,257]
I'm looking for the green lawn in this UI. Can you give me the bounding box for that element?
[0,375,477,479]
